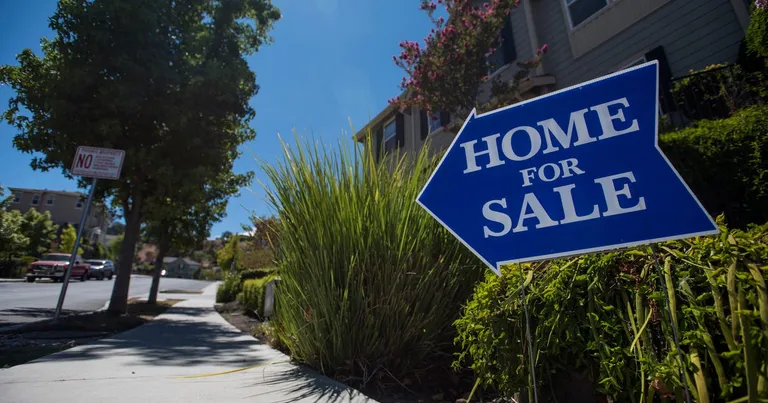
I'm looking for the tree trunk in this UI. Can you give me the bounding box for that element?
[147,239,169,305]
[108,198,142,314]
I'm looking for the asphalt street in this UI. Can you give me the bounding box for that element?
[0,275,211,327]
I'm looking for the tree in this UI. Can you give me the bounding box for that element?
[217,234,243,272]
[143,171,247,304]
[220,231,234,241]
[108,234,123,261]
[0,186,29,263]
[59,224,84,256]
[0,210,29,263]
[191,250,208,265]
[391,0,546,120]
[249,215,280,250]
[1,0,280,313]
[107,222,125,236]
[19,209,58,257]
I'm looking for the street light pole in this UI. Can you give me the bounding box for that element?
[54,177,98,320]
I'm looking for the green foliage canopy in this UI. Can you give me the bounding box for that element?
[19,209,58,257]
[59,224,84,256]
[0,0,279,313]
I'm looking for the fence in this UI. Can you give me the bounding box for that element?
[659,64,768,132]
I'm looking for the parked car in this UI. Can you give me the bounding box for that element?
[85,259,115,280]
[26,253,90,283]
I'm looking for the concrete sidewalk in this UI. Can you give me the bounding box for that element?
[0,283,376,403]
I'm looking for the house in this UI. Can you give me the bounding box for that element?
[354,0,752,157]
[8,187,112,245]
[163,257,202,279]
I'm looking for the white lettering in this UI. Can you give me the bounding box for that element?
[538,108,595,154]
[461,133,505,174]
[538,163,561,182]
[594,172,647,217]
[553,184,600,224]
[559,158,584,178]
[482,199,512,238]
[513,193,559,233]
[501,126,541,162]
[520,167,537,187]
[591,97,640,140]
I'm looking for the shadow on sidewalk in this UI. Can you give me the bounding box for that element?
[0,307,81,327]
[247,366,371,403]
[34,305,277,368]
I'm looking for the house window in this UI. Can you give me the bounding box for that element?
[564,0,608,28]
[382,118,397,151]
[31,194,40,205]
[487,16,516,75]
[75,198,84,209]
[11,193,21,203]
[46,195,55,206]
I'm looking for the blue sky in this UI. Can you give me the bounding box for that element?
[0,0,435,238]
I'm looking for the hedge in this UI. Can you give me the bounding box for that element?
[215,272,241,303]
[238,274,279,317]
[239,267,276,281]
[661,106,768,228]
[454,218,768,402]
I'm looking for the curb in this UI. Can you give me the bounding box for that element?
[0,278,25,283]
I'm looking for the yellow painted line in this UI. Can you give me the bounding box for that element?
[170,361,290,379]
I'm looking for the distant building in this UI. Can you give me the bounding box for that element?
[8,187,112,245]
[163,257,202,279]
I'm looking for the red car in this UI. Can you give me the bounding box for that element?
[26,253,90,283]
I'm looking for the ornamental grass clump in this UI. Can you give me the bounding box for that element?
[260,135,485,388]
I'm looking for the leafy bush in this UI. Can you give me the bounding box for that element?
[661,106,768,228]
[217,235,242,271]
[454,219,768,402]
[669,64,768,123]
[261,136,485,388]
[0,256,36,278]
[240,248,274,270]
[239,267,275,281]
[747,4,768,58]
[215,272,242,303]
[238,274,278,316]
[200,269,219,281]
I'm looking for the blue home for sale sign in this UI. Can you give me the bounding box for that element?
[417,61,718,273]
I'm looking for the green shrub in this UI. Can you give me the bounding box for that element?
[747,5,768,58]
[669,64,768,122]
[661,106,768,228]
[261,136,485,388]
[239,267,275,281]
[200,269,219,281]
[454,218,768,402]
[215,272,242,303]
[238,274,278,316]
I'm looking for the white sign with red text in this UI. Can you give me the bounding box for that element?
[71,146,125,180]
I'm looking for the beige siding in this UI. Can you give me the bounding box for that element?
[532,0,744,89]
[8,188,110,244]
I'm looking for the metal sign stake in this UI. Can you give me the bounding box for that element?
[651,245,692,403]
[518,265,539,403]
[54,177,98,320]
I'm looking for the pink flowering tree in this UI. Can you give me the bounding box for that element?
[391,0,547,125]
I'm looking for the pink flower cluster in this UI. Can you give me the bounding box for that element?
[757,0,767,9]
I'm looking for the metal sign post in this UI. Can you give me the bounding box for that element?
[54,178,97,319]
[53,146,124,320]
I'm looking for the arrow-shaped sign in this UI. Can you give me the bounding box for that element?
[417,61,718,273]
